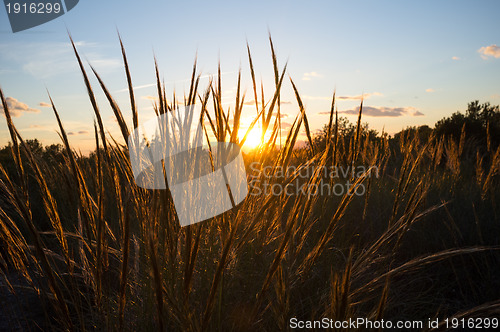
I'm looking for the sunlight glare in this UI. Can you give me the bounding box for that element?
[239,125,263,150]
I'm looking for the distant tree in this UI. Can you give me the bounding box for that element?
[24,139,44,157]
[311,116,378,152]
[44,143,63,155]
[0,142,16,176]
[43,143,64,163]
[393,125,433,143]
[0,142,12,160]
[435,100,500,149]
[0,140,66,177]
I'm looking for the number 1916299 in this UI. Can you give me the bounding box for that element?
[445,317,498,329]
[6,2,61,14]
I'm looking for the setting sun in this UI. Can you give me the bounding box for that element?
[239,125,262,150]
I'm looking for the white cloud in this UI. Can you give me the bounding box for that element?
[0,97,40,117]
[452,56,460,60]
[39,102,51,107]
[116,72,234,93]
[22,124,55,132]
[478,44,500,59]
[302,71,322,81]
[425,88,435,93]
[117,83,156,93]
[0,41,120,79]
[319,105,423,117]
[141,95,158,101]
[303,92,382,101]
[302,96,331,100]
[243,100,291,106]
[338,92,383,100]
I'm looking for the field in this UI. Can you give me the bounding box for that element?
[1,38,500,331]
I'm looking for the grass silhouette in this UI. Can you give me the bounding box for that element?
[1,35,500,331]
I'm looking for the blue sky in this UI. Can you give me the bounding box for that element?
[1,0,499,152]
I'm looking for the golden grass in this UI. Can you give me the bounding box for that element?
[0,35,499,331]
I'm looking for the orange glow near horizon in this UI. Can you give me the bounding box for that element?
[239,125,269,151]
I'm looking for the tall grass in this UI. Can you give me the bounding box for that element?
[1,35,500,331]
